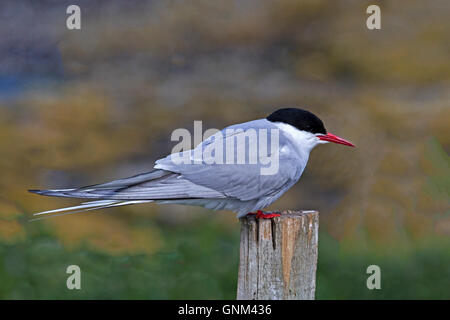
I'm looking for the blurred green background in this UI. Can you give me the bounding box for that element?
[0,0,449,299]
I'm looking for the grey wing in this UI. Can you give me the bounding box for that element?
[154,121,304,202]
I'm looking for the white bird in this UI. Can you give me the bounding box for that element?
[30,108,354,220]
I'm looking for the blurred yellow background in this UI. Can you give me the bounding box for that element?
[0,0,448,299]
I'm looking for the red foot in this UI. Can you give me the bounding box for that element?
[247,210,281,219]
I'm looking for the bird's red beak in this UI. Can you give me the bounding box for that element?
[318,132,355,147]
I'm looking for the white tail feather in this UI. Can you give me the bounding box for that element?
[33,200,120,216]
[30,200,152,221]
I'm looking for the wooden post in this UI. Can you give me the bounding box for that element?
[237,210,319,300]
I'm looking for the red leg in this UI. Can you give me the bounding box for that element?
[247,210,281,219]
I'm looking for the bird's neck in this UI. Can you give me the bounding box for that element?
[273,122,318,155]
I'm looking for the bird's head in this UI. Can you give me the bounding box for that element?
[267,108,355,149]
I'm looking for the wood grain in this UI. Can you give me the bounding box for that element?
[237,210,319,300]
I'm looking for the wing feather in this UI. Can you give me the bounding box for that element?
[154,119,304,201]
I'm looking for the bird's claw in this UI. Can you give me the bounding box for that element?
[247,210,281,219]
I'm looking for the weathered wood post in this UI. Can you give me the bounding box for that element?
[237,210,319,300]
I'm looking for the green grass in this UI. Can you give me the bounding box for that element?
[0,218,448,299]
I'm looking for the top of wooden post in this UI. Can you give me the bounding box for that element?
[240,210,318,220]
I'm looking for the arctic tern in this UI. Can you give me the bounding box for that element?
[30,108,354,219]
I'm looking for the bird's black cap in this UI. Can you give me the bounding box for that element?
[266,108,327,134]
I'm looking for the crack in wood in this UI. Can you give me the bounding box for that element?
[270,218,276,251]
